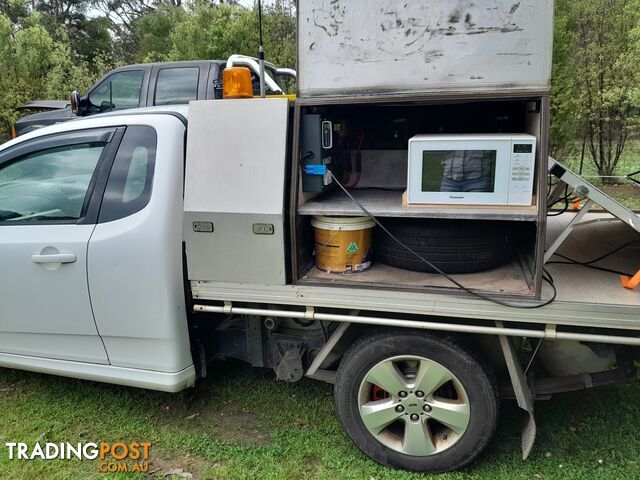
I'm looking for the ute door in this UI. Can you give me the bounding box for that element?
[0,128,122,363]
[87,118,193,373]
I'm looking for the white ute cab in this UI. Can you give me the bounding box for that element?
[0,107,195,392]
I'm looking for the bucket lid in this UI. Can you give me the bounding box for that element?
[311,215,376,231]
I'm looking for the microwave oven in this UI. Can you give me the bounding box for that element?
[407,134,536,206]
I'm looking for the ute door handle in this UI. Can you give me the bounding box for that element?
[31,253,77,264]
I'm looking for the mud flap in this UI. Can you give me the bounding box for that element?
[497,324,537,460]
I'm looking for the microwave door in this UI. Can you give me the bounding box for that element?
[408,140,510,205]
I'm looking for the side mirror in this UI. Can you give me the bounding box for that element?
[72,90,90,116]
[70,90,80,114]
[100,100,115,112]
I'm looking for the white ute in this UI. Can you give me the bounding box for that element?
[0,0,639,473]
[0,111,194,391]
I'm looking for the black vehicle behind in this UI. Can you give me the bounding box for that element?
[13,56,292,137]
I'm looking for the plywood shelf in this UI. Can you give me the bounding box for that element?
[298,188,538,222]
[299,260,535,297]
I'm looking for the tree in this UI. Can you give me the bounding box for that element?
[72,16,113,63]
[0,12,102,138]
[129,3,185,62]
[0,0,298,142]
[165,0,295,67]
[549,0,578,158]
[0,0,28,23]
[93,0,154,38]
[261,0,296,69]
[554,0,640,181]
[166,3,257,61]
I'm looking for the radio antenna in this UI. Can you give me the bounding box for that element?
[258,0,266,98]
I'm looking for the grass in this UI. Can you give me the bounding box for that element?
[0,361,639,480]
[553,141,640,210]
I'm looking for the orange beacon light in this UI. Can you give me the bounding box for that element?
[222,67,253,99]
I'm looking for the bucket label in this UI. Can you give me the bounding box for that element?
[346,241,359,253]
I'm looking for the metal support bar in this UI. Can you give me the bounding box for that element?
[193,304,640,346]
[306,322,351,377]
[497,322,536,460]
[544,199,594,263]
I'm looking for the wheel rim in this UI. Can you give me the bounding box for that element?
[358,355,470,456]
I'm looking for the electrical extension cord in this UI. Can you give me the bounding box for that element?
[327,169,557,309]
[546,239,640,277]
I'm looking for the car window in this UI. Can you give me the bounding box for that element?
[122,147,149,202]
[276,74,296,94]
[250,67,282,95]
[154,67,199,106]
[89,70,144,111]
[99,126,157,223]
[0,143,105,222]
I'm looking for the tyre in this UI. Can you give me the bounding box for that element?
[334,330,498,472]
[374,219,514,273]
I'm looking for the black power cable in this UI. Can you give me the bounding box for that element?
[547,195,570,216]
[546,239,639,277]
[569,238,639,265]
[547,183,578,216]
[627,169,640,186]
[328,170,557,309]
[546,257,632,276]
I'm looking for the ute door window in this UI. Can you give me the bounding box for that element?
[0,142,106,222]
[154,67,199,105]
[99,125,157,223]
[0,128,116,364]
[89,70,144,112]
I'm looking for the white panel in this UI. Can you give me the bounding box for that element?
[183,99,290,285]
[298,0,553,96]
[184,99,290,215]
[0,333,108,364]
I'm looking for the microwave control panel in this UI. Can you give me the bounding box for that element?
[508,140,536,205]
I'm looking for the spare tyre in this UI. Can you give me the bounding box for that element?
[374,219,514,274]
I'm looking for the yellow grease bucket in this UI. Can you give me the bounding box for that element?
[311,216,375,273]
